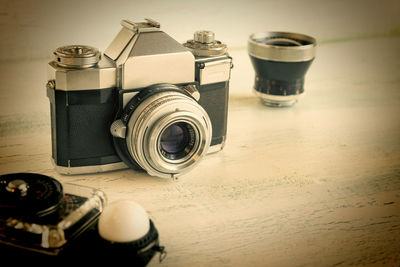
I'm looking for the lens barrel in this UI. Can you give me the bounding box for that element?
[125,88,212,178]
[248,32,316,107]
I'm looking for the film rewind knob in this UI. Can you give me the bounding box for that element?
[194,30,215,44]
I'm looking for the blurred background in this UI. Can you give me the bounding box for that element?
[1,0,399,61]
[0,0,399,129]
[0,2,400,265]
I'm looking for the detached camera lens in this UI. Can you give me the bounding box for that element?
[248,32,316,107]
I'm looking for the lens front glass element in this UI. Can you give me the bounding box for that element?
[159,122,195,160]
[125,89,212,178]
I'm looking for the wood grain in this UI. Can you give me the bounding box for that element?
[0,37,399,266]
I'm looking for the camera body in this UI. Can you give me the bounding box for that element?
[47,19,232,178]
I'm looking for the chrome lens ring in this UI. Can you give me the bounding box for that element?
[248,32,316,62]
[126,91,212,178]
[146,112,209,173]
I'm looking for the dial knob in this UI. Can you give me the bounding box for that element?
[194,30,215,44]
[6,179,28,197]
[54,45,101,68]
[0,173,63,217]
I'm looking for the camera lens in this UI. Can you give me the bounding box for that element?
[161,123,187,153]
[160,122,195,160]
[248,32,316,107]
[125,86,212,178]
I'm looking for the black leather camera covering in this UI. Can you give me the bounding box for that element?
[197,81,229,146]
[47,79,229,171]
[47,86,121,168]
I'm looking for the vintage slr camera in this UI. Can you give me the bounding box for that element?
[47,19,232,178]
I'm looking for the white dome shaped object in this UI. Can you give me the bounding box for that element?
[98,199,150,243]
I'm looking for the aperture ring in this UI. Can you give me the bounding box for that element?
[254,76,304,96]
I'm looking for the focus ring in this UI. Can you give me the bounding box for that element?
[125,89,212,178]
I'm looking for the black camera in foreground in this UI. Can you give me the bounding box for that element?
[47,19,232,179]
[0,173,165,265]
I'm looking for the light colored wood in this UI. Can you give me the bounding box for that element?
[0,37,399,266]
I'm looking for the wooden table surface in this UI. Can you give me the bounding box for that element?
[0,36,399,266]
